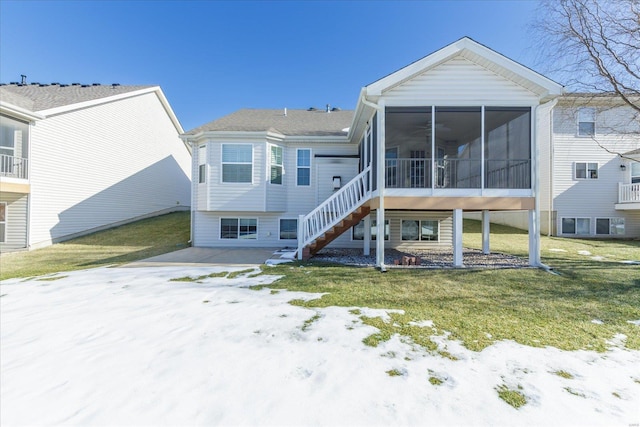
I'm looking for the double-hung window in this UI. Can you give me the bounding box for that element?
[577,108,596,136]
[220,218,257,239]
[297,149,311,186]
[222,144,253,183]
[270,146,283,185]
[198,145,206,184]
[575,162,598,179]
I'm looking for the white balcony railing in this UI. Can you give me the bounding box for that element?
[384,158,531,189]
[1,154,29,180]
[618,182,640,204]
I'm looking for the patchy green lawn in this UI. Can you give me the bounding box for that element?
[257,220,640,353]
[0,212,190,280]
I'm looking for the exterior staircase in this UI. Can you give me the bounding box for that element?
[298,167,372,260]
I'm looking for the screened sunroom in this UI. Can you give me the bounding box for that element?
[384,106,531,190]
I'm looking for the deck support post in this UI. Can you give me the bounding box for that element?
[363,214,371,256]
[528,209,540,267]
[453,208,463,267]
[297,214,304,260]
[482,210,490,255]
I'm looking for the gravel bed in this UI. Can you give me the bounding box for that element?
[313,247,530,269]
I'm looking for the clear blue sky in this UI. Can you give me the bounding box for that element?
[0,0,543,131]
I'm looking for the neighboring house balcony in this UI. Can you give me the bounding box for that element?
[0,154,30,193]
[616,182,640,210]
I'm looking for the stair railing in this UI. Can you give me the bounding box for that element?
[298,166,371,259]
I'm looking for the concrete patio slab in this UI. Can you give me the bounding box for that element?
[122,247,283,267]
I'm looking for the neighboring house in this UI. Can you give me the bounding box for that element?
[0,83,191,251]
[182,37,564,267]
[475,94,640,237]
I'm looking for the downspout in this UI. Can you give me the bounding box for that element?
[548,99,557,237]
[535,98,558,271]
[186,138,195,246]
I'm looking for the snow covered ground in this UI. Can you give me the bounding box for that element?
[1,266,639,426]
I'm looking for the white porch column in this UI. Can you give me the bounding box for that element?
[297,214,305,260]
[528,209,540,266]
[363,214,371,256]
[482,210,490,255]
[376,102,386,269]
[453,209,463,267]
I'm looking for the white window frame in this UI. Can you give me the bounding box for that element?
[296,148,311,186]
[0,202,6,243]
[577,107,596,137]
[279,218,298,240]
[595,217,625,236]
[560,217,591,235]
[401,219,440,242]
[270,145,284,185]
[221,144,253,184]
[220,217,258,240]
[198,145,206,184]
[574,162,598,180]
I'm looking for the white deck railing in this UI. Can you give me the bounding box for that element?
[298,166,371,259]
[618,182,640,203]
[0,154,29,180]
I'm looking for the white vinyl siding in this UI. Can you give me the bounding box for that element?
[551,103,640,238]
[382,56,539,105]
[222,144,253,183]
[0,193,28,250]
[28,91,191,247]
[0,202,6,243]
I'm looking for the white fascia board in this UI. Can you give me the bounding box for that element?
[348,88,378,143]
[366,40,466,96]
[185,131,284,143]
[366,37,564,99]
[0,101,44,122]
[284,135,350,144]
[153,87,185,134]
[458,40,564,96]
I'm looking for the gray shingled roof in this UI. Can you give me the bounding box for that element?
[623,148,640,156]
[0,83,154,112]
[185,108,354,137]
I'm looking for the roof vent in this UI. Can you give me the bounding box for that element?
[112,83,120,87]
[30,82,39,85]
[326,104,331,113]
[81,84,90,87]
[39,84,49,87]
[21,75,27,85]
[51,82,60,85]
[331,107,341,112]
[60,84,68,87]
[284,107,287,117]
[308,107,317,111]
[92,83,101,86]
[72,83,81,86]
[9,82,19,85]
